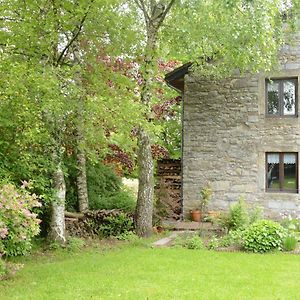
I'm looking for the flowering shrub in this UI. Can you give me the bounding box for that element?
[280,211,300,233]
[0,182,41,257]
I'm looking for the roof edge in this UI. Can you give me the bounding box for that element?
[165,62,192,92]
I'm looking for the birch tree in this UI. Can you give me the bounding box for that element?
[0,0,142,242]
[132,0,300,237]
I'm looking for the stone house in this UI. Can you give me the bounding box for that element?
[165,32,300,219]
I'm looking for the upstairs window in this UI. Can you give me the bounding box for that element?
[266,78,297,116]
[266,152,298,193]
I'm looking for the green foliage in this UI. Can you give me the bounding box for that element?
[208,230,244,250]
[116,231,139,242]
[87,162,135,212]
[283,235,298,252]
[0,183,41,257]
[207,235,220,250]
[97,213,134,238]
[220,198,250,232]
[163,0,300,75]
[183,235,204,250]
[249,206,263,225]
[199,185,212,213]
[280,213,300,235]
[66,237,85,252]
[242,220,287,253]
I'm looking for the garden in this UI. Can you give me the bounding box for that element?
[1,179,300,300]
[1,1,300,299]
[1,239,300,300]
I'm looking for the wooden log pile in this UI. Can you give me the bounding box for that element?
[155,159,181,220]
[65,209,133,237]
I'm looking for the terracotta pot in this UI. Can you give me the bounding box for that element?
[190,210,202,222]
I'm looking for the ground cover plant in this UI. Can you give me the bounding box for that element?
[1,243,300,300]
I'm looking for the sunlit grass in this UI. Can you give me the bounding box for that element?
[1,242,300,300]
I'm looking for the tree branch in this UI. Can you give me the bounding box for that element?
[55,0,94,66]
[162,0,176,20]
[134,0,150,26]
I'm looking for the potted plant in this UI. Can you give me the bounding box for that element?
[190,185,212,222]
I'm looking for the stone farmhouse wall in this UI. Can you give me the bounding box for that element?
[182,31,300,218]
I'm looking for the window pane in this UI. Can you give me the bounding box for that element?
[283,153,297,191]
[267,81,280,115]
[267,153,280,190]
[283,80,296,115]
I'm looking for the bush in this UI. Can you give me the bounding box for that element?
[87,162,135,212]
[97,213,134,238]
[208,230,244,250]
[66,237,85,252]
[90,189,135,212]
[220,198,249,232]
[0,183,41,257]
[183,235,204,250]
[283,235,298,251]
[115,231,139,242]
[242,220,287,253]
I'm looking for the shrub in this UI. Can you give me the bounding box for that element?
[280,212,300,233]
[87,162,135,212]
[0,183,41,257]
[91,189,136,212]
[283,235,298,251]
[183,235,204,250]
[242,220,287,253]
[116,231,139,242]
[208,230,244,250]
[207,236,220,250]
[97,213,134,238]
[66,237,85,252]
[220,198,249,232]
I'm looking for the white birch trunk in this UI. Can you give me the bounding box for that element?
[49,162,66,244]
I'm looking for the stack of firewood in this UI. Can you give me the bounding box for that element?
[155,159,181,220]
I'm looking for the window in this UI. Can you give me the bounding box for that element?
[266,78,297,116]
[266,152,298,193]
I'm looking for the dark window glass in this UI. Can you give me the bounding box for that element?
[266,78,297,116]
[267,153,280,190]
[266,152,298,193]
[267,81,279,115]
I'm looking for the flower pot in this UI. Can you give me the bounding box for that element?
[190,210,202,222]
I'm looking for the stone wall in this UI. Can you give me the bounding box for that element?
[182,31,300,218]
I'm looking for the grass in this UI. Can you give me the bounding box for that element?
[1,242,300,300]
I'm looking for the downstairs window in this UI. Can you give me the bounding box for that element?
[266,152,298,193]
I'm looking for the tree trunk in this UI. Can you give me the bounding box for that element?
[49,161,66,244]
[134,1,175,237]
[135,127,154,237]
[73,45,89,213]
[76,148,89,212]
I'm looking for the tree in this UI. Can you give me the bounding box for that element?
[131,0,300,236]
[0,0,143,242]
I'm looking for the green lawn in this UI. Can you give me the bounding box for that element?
[1,243,300,300]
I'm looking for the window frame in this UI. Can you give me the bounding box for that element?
[265,77,298,117]
[265,152,298,193]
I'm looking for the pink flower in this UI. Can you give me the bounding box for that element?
[0,227,8,239]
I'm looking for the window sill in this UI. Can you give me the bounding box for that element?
[265,190,298,194]
[265,114,298,118]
